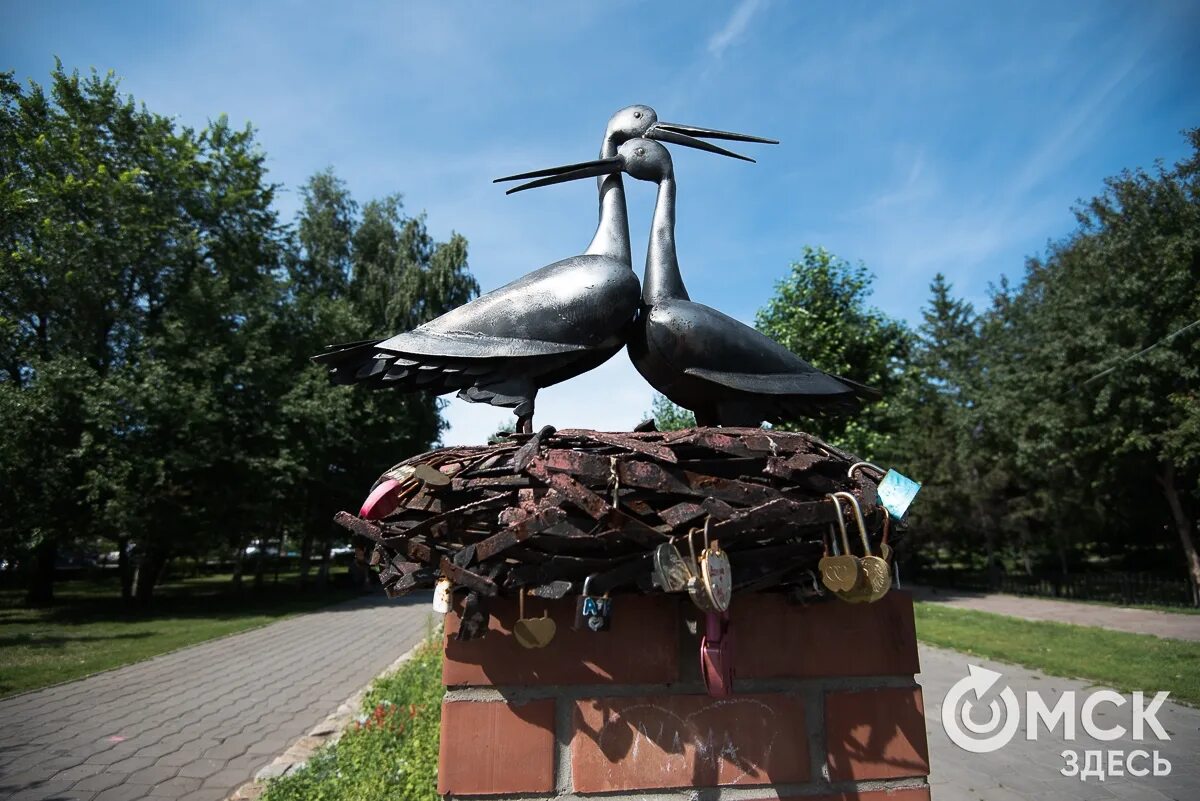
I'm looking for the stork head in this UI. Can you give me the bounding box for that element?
[605,105,658,142]
[617,139,673,183]
[495,138,677,193]
[603,104,779,162]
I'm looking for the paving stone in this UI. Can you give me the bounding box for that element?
[125,764,179,786]
[146,775,203,796]
[3,779,77,800]
[0,593,431,801]
[174,758,226,780]
[51,762,105,783]
[72,769,127,792]
[94,783,168,801]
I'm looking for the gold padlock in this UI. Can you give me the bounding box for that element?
[833,491,891,603]
[820,493,862,600]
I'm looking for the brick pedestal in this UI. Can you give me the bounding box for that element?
[437,590,931,800]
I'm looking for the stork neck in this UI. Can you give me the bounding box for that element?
[642,177,688,304]
[584,137,632,264]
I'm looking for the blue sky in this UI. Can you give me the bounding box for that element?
[6,0,1198,444]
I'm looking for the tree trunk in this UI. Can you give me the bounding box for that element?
[231,537,248,591]
[252,542,266,590]
[315,536,331,591]
[1159,463,1200,607]
[298,529,314,589]
[25,538,57,607]
[117,536,133,602]
[132,547,168,605]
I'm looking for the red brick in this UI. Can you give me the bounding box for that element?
[769,789,932,801]
[437,699,556,795]
[571,693,808,792]
[825,686,930,781]
[733,591,919,679]
[444,594,679,686]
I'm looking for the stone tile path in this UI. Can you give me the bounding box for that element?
[0,592,432,801]
[920,643,1200,800]
[911,585,1200,642]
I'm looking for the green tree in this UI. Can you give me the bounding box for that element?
[277,170,478,586]
[755,246,911,457]
[986,131,1200,601]
[648,393,696,432]
[0,64,291,603]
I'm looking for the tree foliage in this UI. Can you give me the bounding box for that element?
[0,65,477,604]
[757,133,1200,602]
[755,246,912,457]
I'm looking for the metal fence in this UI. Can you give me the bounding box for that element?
[915,568,1196,608]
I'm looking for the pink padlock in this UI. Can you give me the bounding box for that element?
[700,610,734,698]
[359,478,402,520]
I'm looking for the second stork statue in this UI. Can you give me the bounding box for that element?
[312,106,774,432]
[497,138,880,425]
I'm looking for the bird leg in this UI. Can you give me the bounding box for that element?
[514,394,535,435]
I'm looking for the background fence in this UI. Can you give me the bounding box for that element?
[915,568,1196,608]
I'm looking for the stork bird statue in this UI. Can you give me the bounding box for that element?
[312,106,774,433]
[498,138,880,426]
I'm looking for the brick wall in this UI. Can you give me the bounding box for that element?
[438,590,931,800]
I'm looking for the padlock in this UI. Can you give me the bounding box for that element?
[573,575,611,632]
[832,491,891,603]
[432,577,452,614]
[697,518,732,612]
[820,493,861,599]
[653,541,693,593]
[513,588,556,649]
[700,610,734,698]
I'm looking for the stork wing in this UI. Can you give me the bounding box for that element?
[683,366,857,396]
[376,254,638,360]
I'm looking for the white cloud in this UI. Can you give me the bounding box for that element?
[707,0,766,58]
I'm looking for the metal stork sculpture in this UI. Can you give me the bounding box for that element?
[312,106,773,433]
[499,138,880,426]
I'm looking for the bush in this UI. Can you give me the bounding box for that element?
[261,635,442,801]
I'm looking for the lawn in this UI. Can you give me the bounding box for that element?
[261,634,442,801]
[914,601,1200,706]
[0,569,359,698]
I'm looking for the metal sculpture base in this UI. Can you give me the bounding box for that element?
[336,425,897,617]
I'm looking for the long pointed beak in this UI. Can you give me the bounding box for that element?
[493,155,624,194]
[646,121,778,163]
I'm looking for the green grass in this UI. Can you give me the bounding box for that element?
[0,569,358,698]
[914,602,1200,706]
[261,634,443,801]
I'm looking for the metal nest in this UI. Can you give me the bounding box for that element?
[335,425,898,636]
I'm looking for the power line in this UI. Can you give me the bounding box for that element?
[1079,316,1200,389]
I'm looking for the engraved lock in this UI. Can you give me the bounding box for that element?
[574,575,611,632]
[820,493,861,598]
[833,491,891,603]
[513,588,556,649]
[653,541,693,593]
[698,517,732,612]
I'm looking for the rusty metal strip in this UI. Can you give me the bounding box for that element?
[473,507,565,561]
[439,557,498,596]
[525,460,612,520]
[584,431,678,463]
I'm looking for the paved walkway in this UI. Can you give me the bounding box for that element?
[0,592,433,801]
[911,585,1200,642]
[920,643,1200,800]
